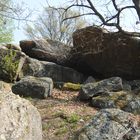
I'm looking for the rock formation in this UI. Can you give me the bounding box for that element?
[70,26,140,79]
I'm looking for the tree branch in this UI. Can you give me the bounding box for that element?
[62,13,95,22]
[112,0,119,11]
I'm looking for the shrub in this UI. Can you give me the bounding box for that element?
[0,49,19,82]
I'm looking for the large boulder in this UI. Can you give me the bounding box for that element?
[79,77,123,100]
[0,90,42,140]
[0,46,26,82]
[74,109,140,140]
[20,39,71,65]
[70,26,140,79]
[12,76,53,99]
[19,57,84,83]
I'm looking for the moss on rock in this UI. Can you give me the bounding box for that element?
[63,82,82,91]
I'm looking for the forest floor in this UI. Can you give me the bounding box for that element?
[28,88,97,140]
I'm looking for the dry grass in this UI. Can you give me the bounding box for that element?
[29,88,97,140]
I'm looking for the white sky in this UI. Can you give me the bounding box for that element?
[13,0,140,44]
[13,0,64,43]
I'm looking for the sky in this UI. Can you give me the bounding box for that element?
[12,0,140,44]
[13,0,63,43]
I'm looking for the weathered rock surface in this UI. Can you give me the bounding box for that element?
[0,90,42,140]
[12,76,53,99]
[74,109,140,140]
[123,97,140,115]
[20,39,71,65]
[20,57,84,83]
[79,77,123,100]
[0,46,26,82]
[70,26,140,79]
[91,91,140,114]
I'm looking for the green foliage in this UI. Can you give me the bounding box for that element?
[54,82,82,90]
[66,113,80,123]
[0,49,19,82]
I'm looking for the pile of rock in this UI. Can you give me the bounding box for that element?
[79,77,140,115]
[0,26,140,140]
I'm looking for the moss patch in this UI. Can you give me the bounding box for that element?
[63,82,82,91]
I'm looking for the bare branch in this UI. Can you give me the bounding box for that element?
[62,13,95,22]
[112,0,119,11]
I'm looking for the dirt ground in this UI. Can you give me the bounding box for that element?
[29,88,97,140]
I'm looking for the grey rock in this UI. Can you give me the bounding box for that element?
[83,76,96,84]
[123,97,140,115]
[91,92,118,108]
[122,80,132,91]
[74,109,140,140]
[129,80,140,90]
[91,91,129,109]
[91,91,140,115]
[0,90,42,140]
[20,57,84,83]
[79,77,123,100]
[122,80,140,95]
[54,82,64,89]
[12,76,53,99]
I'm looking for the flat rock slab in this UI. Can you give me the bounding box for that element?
[79,77,123,100]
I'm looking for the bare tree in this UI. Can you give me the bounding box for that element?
[60,0,140,36]
[0,0,15,43]
[25,7,87,45]
[0,0,32,43]
[0,0,32,22]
